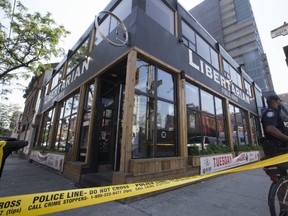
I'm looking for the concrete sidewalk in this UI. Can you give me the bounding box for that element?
[0,155,271,216]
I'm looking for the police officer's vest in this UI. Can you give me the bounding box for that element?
[262,108,285,140]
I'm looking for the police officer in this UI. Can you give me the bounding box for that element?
[261,95,288,157]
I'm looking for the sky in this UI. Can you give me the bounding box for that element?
[5,0,288,108]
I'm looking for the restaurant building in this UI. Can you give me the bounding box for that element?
[32,0,264,186]
[189,0,274,93]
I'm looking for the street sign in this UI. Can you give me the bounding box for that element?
[271,22,288,38]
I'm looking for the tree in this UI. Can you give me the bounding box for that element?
[0,103,21,136]
[0,0,70,89]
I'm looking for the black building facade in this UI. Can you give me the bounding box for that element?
[34,0,263,186]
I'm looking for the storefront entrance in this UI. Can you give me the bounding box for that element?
[92,73,125,172]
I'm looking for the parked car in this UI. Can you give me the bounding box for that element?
[187,136,225,151]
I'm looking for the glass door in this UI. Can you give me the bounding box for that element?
[94,81,123,172]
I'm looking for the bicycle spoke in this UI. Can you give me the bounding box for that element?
[273,179,288,216]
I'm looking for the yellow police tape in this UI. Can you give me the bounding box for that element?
[0,153,288,216]
[0,141,7,170]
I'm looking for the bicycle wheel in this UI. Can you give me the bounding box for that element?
[269,175,288,216]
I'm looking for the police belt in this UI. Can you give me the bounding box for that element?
[264,139,284,147]
[266,139,288,151]
[265,138,281,143]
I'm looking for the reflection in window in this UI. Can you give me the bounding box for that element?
[156,100,176,157]
[146,0,174,34]
[135,60,155,94]
[251,114,261,145]
[185,83,200,110]
[200,90,214,114]
[95,0,132,45]
[244,80,252,97]
[110,0,132,26]
[223,60,230,79]
[223,59,242,89]
[217,118,226,145]
[51,66,64,90]
[67,38,89,75]
[229,104,249,145]
[72,94,80,114]
[196,35,219,71]
[210,48,220,70]
[187,112,201,135]
[79,83,95,161]
[215,97,223,116]
[40,108,54,147]
[55,92,80,152]
[230,67,242,88]
[133,59,177,158]
[157,68,174,101]
[132,95,154,158]
[202,114,217,138]
[181,20,196,51]
[196,35,210,64]
[86,83,94,109]
[63,97,73,117]
[44,83,49,96]
[186,82,226,154]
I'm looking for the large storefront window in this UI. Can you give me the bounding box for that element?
[185,83,200,110]
[201,90,214,114]
[40,108,55,147]
[132,59,177,158]
[251,114,261,145]
[55,92,80,152]
[79,83,95,161]
[229,104,249,145]
[215,97,225,144]
[132,95,154,158]
[186,83,226,153]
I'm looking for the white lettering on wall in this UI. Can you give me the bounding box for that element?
[44,58,90,105]
[189,49,199,70]
[188,49,250,104]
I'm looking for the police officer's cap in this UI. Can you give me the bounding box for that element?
[266,95,282,104]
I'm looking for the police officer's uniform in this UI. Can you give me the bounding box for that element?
[261,107,286,157]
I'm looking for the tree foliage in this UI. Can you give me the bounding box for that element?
[0,0,70,83]
[0,103,21,136]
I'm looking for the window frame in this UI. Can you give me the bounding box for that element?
[229,103,250,145]
[55,91,80,152]
[186,82,226,153]
[181,20,220,71]
[146,0,175,35]
[132,59,178,159]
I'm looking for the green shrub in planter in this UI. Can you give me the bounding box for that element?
[188,146,200,156]
[234,144,262,152]
[32,146,63,153]
[32,146,48,152]
[188,145,232,156]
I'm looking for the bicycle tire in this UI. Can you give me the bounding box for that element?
[269,175,288,216]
